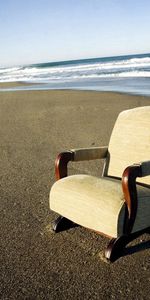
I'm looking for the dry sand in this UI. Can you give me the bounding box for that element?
[0,89,150,299]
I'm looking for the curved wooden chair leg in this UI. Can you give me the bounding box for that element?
[52,215,77,233]
[105,236,129,262]
[105,227,150,262]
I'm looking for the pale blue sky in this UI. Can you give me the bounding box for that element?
[0,0,150,66]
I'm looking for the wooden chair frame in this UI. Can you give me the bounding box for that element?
[52,148,150,262]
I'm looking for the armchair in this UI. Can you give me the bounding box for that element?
[50,107,150,262]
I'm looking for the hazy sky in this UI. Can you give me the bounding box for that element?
[1,0,150,66]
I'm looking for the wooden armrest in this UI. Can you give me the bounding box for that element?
[55,146,108,180]
[122,164,142,234]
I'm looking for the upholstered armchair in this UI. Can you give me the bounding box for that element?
[50,107,150,262]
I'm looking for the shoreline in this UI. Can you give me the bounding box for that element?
[0,87,149,100]
[0,81,150,97]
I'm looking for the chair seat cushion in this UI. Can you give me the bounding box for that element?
[50,175,150,238]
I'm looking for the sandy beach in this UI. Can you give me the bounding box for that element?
[0,89,150,299]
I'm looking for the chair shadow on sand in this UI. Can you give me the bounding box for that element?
[123,236,150,257]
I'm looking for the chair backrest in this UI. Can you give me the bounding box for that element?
[106,106,150,185]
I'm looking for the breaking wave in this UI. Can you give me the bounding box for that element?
[1,53,150,83]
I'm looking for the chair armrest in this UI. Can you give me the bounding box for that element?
[55,146,108,180]
[71,146,108,161]
[141,160,150,177]
[122,163,142,234]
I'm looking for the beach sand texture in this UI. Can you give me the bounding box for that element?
[0,89,150,299]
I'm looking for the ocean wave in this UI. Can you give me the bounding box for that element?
[18,56,150,74]
[1,71,150,83]
[71,70,150,79]
[1,54,150,83]
[0,67,21,74]
[129,57,150,64]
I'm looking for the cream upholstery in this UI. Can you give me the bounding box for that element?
[51,175,124,237]
[50,174,150,237]
[71,146,108,161]
[107,107,150,185]
[50,106,150,239]
[132,188,150,233]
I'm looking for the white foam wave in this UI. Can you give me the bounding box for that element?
[0,67,21,74]
[1,56,150,83]
[129,57,150,64]
[1,70,150,83]
[71,71,150,79]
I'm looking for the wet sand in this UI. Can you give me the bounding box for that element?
[0,89,150,299]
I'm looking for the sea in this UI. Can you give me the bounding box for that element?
[1,53,150,96]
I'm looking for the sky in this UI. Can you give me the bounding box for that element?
[0,0,150,66]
